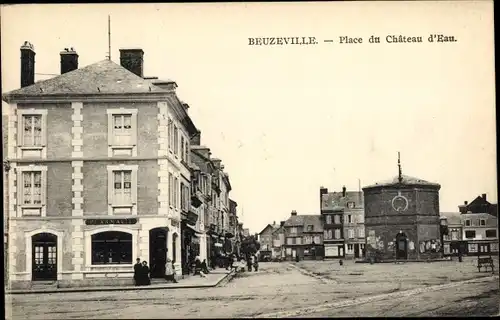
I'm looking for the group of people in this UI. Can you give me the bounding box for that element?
[133,258,178,286]
[226,253,259,273]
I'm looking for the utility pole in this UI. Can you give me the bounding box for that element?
[107,15,111,60]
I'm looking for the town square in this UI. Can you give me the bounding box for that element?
[1,2,498,319]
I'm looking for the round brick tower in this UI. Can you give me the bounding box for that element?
[363,154,442,261]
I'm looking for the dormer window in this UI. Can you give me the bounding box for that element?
[347,202,355,209]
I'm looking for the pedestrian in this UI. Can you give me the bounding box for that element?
[247,255,253,272]
[142,261,151,285]
[253,254,259,272]
[164,258,178,283]
[195,256,207,278]
[134,258,142,286]
[201,259,210,274]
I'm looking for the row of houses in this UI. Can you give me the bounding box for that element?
[2,42,250,289]
[259,186,366,261]
[259,184,498,261]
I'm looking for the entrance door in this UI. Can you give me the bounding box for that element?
[354,244,360,258]
[149,228,168,279]
[32,233,57,281]
[395,233,408,260]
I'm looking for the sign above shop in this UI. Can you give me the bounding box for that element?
[85,218,138,225]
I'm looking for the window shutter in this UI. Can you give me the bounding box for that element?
[17,114,23,146]
[107,169,113,205]
[131,169,138,204]
[41,114,48,146]
[131,114,138,145]
[41,170,47,206]
[107,114,113,146]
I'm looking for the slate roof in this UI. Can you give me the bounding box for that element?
[440,212,462,225]
[284,214,323,232]
[321,191,364,211]
[363,174,440,189]
[259,223,280,235]
[2,60,167,100]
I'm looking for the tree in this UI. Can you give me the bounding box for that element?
[240,235,261,255]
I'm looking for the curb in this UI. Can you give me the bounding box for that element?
[355,259,453,264]
[6,271,235,295]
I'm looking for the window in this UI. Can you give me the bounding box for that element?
[91,231,132,265]
[465,230,476,239]
[451,229,459,241]
[287,238,293,245]
[107,165,138,215]
[480,219,486,226]
[169,173,174,207]
[172,233,178,263]
[168,119,174,151]
[348,215,352,224]
[468,243,478,253]
[296,237,302,245]
[334,229,341,239]
[348,229,354,239]
[347,202,355,209]
[180,136,185,161]
[313,236,321,244]
[173,125,179,156]
[307,225,314,232]
[181,183,189,212]
[334,215,341,224]
[486,230,497,238]
[326,215,332,224]
[17,109,48,158]
[17,166,47,216]
[358,228,365,238]
[465,219,471,226]
[174,177,179,209]
[184,141,189,164]
[107,109,138,157]
[290,227,298,234]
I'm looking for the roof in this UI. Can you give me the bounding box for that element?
[284,214,323,232]
[259,223,280,235]
[363,174,440,189]
[322,191,363,211]
[2,59,167,100]
[440,212,462,225]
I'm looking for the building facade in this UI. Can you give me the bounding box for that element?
[271,221,285,260]
[440,212,464,256]
[228,199,240,257]
[3,43,200,288]
[363,169,442,261]
[320,187,345,259]
[258,222,278,259]
[459,194,498,255]
[283,211,323,261]
[340,190,365,259]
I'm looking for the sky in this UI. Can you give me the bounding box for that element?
[1,2,497,234]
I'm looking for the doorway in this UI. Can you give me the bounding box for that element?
[149,228,168,279]
[354,243,360,258]
[395,232,408,260]
[32,233,57,281]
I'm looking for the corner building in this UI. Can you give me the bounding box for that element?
[363,174,442,261]
[3,44,198,289]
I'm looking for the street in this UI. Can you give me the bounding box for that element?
[6,260,499,319]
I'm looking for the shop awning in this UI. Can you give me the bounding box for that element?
[184,223,202,236]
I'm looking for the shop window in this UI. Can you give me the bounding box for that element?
[465,230,476,239]
[91,231,132,265]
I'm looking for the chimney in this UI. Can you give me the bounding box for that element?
[291,210,297,216]
[20,41,35,88]
[342,185,347,197]
[482,193,487,201]
[119,48,144,78]
[320,186,328,196]
[464,201,468,205]
[280,221,285,227]
[60,47,79,74]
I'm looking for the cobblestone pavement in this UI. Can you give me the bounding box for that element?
[6,260,499,319]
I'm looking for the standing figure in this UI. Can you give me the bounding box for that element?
[195,256,207,278]
[253,254,259,272]
[133,258,142,286]
[247,255,253,272]
[164,258,178,283]
[142,261,151,285]
[201,259,210,274]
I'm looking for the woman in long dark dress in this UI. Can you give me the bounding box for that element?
[141,261,151,285]
[134,258,142,286]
